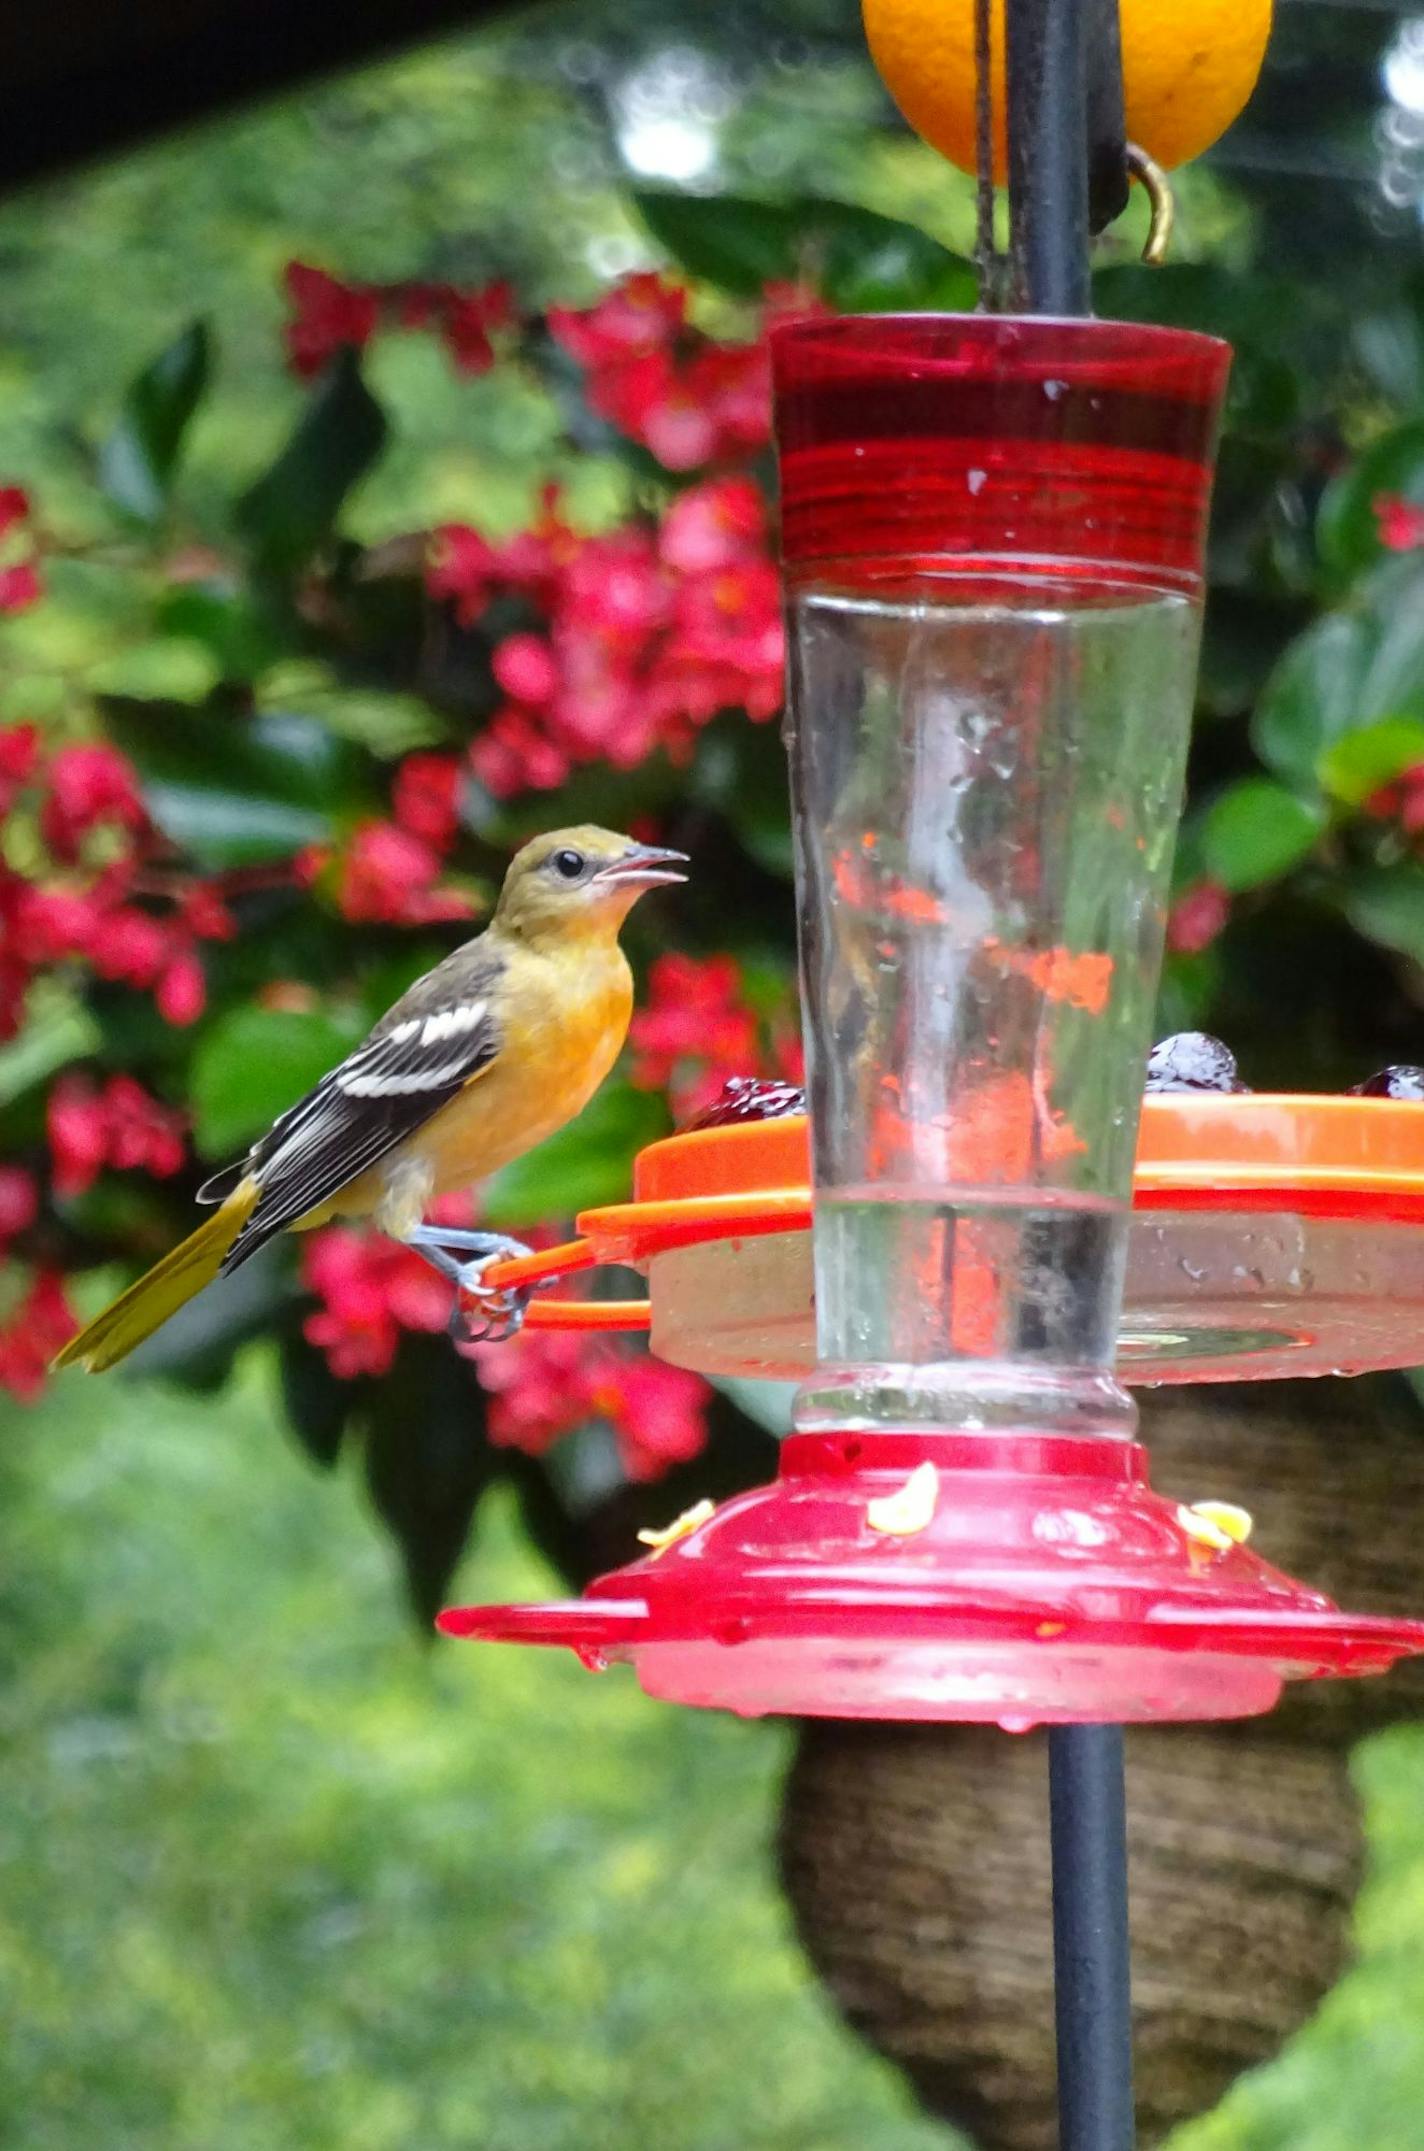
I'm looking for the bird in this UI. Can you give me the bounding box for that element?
[54,825,687,1374]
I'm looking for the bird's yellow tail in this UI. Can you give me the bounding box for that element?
[52,1179,260,1374]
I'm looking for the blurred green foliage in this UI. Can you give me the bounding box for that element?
[0,1367,955,2151]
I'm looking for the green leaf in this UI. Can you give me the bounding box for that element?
[1251,612,1374,793]
[1318,422,1424,582]
[278,1326,361,1470]
[0,986,101,1109]
[811,201,976,313]
[1341,864,1424,967]
[360,1335,493,1626]
[156,584,281,683]
[98,321,211,524]
[1319,718,1424,806]
[482,1082,668,1230]
[1201,780,1323,892]
[102,701,369,866]
[237,350,387,575]
[633,191,801,296]
[191,1006,362,1157]
[632,192,973,312]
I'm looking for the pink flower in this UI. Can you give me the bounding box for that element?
[283,263,379,380]
[1375,494,1424,552]
[1166,880,1232,956]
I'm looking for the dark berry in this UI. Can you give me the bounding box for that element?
[1352,1064,1424,1100]
[682,1076,806,1130]
[1144,1031,1249,1095]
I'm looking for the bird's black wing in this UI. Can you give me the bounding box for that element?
[216,946,505,1272]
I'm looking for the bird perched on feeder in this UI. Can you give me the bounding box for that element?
[54,826,687,1373]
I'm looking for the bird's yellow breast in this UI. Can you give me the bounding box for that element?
[336,939,633,1221]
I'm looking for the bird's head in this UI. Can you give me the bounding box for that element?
[494,826,688,947]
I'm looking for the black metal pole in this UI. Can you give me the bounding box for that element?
[1002,4,1137,2146]
[1047,1724,1135,2150]
[1004,0,1092,314]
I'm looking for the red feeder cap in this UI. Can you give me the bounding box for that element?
[438,1432,1424,1727]
[772,314,1231,594]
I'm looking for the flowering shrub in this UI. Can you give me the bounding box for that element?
[0,239,816,1612]
[9,194,1424,1610]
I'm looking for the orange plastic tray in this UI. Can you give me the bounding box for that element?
[483,1095,1424,1334]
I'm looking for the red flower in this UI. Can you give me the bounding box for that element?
[469,708,571,799]
[0,1164,38,1242]
[428,525,501,627]
[0,1268,78,1401]
[546,273,687,368]
[0,487,30,538]
[336,820,476,926]
[1166,880,1232,956]
[0,722,39,818]
[468,1328,710,1481]
[440,280,515,375]
[629,952,766,1119]
[88,904,168,987]
[39,742,146,861]
[1375,493,1424,552]
[47,1078,112,1199]
[0,563,41,614]
[301,1225,452,1379]
[492,631,560,707]
[47,1072,185,1199]
[549,274,771,472]
[393,753,463,849]
[283,263,380,379]
[10,883,100,964]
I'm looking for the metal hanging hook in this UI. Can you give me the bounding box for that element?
[1127,142,1175,265]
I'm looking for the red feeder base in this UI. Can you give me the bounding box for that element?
[438,1433,1424,1726]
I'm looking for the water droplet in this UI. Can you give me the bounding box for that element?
[966,467,987,496]
[1043,378,1067,402]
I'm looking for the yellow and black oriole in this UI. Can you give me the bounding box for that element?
[55,826,686,1373]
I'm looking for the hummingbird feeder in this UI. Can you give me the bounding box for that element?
[440,4,1424,2145]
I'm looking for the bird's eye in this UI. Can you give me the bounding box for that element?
[551,848,586,881]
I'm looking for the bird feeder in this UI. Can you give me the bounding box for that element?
[442,321,1424,1725]
[439,5,1424,2145]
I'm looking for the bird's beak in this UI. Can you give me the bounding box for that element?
[594,844,690,889]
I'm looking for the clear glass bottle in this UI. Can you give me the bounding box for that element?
[773,314,1231,1442]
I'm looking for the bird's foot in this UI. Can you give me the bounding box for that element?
[406,1228,538,1346]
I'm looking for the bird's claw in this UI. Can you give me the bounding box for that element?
[450,1261,531,1346]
